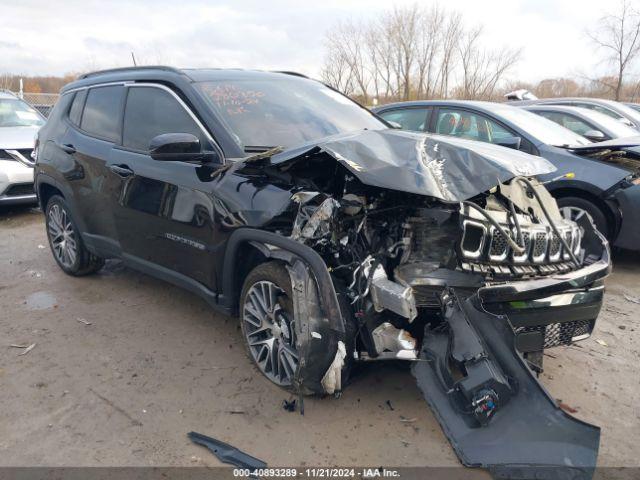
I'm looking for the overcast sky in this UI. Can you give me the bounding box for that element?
[0,0,624,83]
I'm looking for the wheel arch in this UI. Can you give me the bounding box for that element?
[221,228,348,395]
[220,228,345,336]
[547,185,620,238]
[36,174,90,235]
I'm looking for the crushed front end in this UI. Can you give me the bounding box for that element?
[239,130,610,478]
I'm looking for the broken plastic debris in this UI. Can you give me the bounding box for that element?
[558,400,579,414]
[623,293,640,304]
[15,343,36,356]
[187,431,267,469]
[76,318,92,325]
[400,416,417,423]
[320,340,346,394]
[37,244,45,249]
[282,399,297,412]
[595,339,608,347]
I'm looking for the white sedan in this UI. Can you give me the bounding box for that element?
[0,91,45,205]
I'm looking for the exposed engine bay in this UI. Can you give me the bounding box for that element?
[227,130,611,478]
[286,171,594,370]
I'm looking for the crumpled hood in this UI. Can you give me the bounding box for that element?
[0,126,39,149]
[270,129,556,202]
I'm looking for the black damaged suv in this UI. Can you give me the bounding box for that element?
[35,67,610,476]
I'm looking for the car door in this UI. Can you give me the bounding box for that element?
[58,85,126,250]
[429,106,538,154]
[108,83,224,289]
[377,107,431,132]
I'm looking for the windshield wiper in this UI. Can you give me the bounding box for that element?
[244,145,280,153]
[244,145,285,163]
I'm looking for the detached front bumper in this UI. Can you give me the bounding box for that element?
[410,221,609,479]
[613,183,640,251]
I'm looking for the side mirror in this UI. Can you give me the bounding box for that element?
[495,136,522,150]
[583,129,606,142]
[149,133,218,162]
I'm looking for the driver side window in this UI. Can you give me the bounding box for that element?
[122,86,210,152]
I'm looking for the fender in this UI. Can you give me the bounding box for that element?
[544,178,605,199]
[220,228,346,335]
[35,171,90,235]
[221,228,347,395]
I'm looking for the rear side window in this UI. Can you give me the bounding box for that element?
[80,86,124,142]
[68,90,87,126]
[122,86,208,151]
[536,111,593,136]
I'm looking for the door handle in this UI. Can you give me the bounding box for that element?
[109,164,134,177]
[57,142,76,154]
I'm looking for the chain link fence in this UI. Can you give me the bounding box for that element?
[12,91,60,118]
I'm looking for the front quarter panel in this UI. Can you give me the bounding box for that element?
[613,184,640,250]
[536,146,629,192]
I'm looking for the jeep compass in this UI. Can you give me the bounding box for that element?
[34,67,610,477]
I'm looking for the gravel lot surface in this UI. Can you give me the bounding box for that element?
[1,206,638,472]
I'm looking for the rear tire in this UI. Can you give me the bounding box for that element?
[45,195,104,276]
[556,196,609,238]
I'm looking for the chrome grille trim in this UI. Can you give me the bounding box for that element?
[511,229,532,263]
[530,229,548,263]
[460,215,579,268]
[460,220,487,259]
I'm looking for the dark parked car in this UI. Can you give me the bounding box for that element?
[35,67,609,475]
[509,97,640,130]
[373,100,640,250]
[522,104,640,141]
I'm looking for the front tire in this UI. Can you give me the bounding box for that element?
[240,262,299,390]
[45,195,104,276]
[556,196,609,238]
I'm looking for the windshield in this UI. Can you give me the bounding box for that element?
[0,98,45,127]
[605,101,640,124]
[581,109,640,138]
[196,77,386,151]
[495,105,590,147]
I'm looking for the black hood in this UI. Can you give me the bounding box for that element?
[268,129,556,202]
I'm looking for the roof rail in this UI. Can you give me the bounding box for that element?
[273,70,309,79]
[78,65,184,80]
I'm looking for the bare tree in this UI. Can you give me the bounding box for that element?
[323,20,371,102]
[456,26,522,100]
[321,49,356,96]
[587,0,640,100]
[320,3,521,103]
[436,11,463,98]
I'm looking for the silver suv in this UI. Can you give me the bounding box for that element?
[0,90,45,205]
